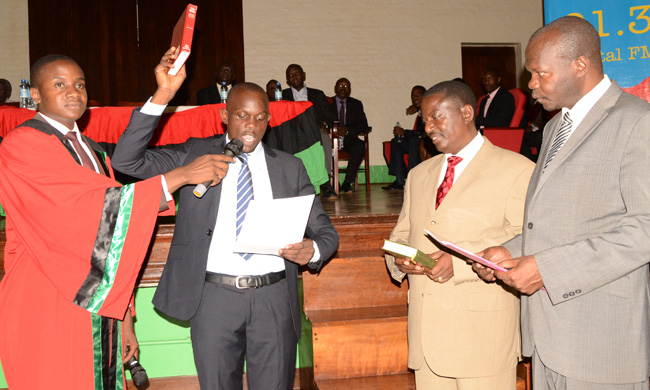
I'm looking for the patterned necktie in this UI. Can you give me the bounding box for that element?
[543,111,572,171]
[339,100,345,125]
[65,131,95,171]
[436,156,463,209]
[236,154,254,260]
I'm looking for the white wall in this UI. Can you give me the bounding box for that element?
[0,0,30,102]
[243,0,544,165]
[1,0,544,165]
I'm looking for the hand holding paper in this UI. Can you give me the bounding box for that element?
[279,238,315,265]
[473,246,512,281]
[233,195,314,256]
[424,229,509,273]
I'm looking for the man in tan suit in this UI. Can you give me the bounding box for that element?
[386,80,534,389]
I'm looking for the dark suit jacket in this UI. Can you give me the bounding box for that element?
[111,109,339,337]
[328,96,368,138]
[282,87,337,128]
[476,87,515,128]
[196,85,221,105]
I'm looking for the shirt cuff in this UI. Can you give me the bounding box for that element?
[160,175,173,202]
[140,97,167,116]
[308,240,321,264]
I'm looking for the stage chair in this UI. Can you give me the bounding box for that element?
[483,128,524,153]
[477,88,529,156]
[331,121,372,194]
[508,88,527,128]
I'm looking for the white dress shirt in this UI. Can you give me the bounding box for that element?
[205,136,288,275]
[437,133,484,187]
[560,75,611,142]
[291,85,309,102]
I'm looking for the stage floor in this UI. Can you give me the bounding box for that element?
[320,183,404,218]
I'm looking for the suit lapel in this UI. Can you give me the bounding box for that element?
[424,157,445,215]
[263,144,282,199]
[202,136,227,208]
[531,82,622,200]
[441,140,491,208]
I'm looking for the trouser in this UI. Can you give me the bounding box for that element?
[190,279,297,390]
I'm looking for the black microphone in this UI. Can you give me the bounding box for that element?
[124,346,149,388]
[193,138,243,198]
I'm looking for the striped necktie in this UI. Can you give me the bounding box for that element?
[543,111,572,171]
[236,153,254,260]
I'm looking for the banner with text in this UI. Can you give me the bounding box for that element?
[545,1,650,101]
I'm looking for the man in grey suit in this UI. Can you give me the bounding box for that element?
[112,51,339,390]
[474,16,650,389]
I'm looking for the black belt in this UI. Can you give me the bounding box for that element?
[205,270,286,289]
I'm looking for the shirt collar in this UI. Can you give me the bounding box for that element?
[226,133,265,163]
[446,132,484,162]
[38,113,80,136]
[487,86,501,99]
[565,75,611,129]
[291,85,308,102]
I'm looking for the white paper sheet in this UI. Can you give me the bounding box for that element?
[232,194,315,255]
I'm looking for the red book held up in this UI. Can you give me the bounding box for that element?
[168,3,197,76]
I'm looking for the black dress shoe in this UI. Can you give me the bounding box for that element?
[340,182,353,194]
[321,189,339,200]
[382,182,404,190]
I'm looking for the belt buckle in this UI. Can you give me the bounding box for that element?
[235,276,262,289]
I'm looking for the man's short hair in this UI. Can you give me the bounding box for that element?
[482,68,500,78]
[226,82,269,109]
[530,15,602,70]
[285,64,303,75]
[424,80,477,110]
[413,85,426,94]
[30,54,79,88]
[0,79,11,98]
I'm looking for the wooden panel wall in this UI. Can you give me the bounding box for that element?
[27,0,244,106]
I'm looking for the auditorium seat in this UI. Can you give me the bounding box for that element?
[483,128,525,153]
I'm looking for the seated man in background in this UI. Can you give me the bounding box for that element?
[475,68,515,129]
[0,79,11,103]
[282,63,338,199]
[328,77,368,193]
[197,61,236,105]
[383,85,426,190]
[266,79,281,101]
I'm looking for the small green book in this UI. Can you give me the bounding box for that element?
[382,239,437,269]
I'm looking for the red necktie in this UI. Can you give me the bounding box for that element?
[65,131,96,171]
[436,156,463,209]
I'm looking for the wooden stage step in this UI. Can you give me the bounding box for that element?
[314,372,415,390]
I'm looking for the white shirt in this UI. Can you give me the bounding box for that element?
[291,85,309,102]
[437,133,484,187]
[146,98,320,274]
[40,113,101,173]
[560,75,611,141]
[483,86,501,117]
[206,136,288,275]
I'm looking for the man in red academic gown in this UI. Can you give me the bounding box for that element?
[0,49,230,389]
